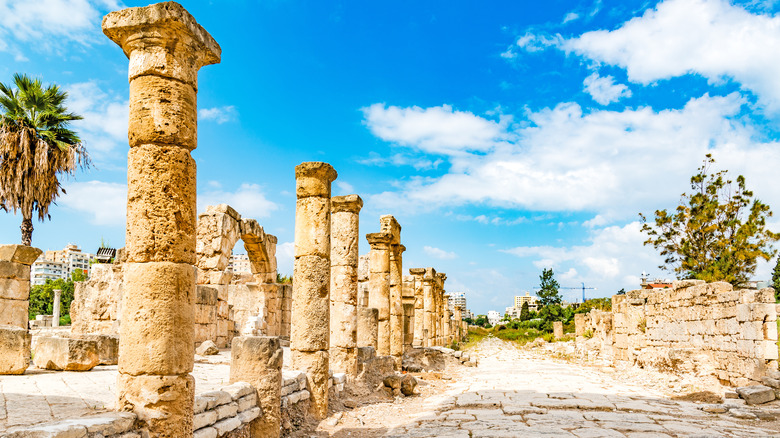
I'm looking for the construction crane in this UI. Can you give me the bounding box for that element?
[535,282,597,303]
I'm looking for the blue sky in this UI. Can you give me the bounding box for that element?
[2,0,780,315]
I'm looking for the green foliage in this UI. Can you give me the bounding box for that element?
[473,315,490,328]
[71,268,86,282]
[772,258,780,303]
[276,273,292,284]
[520,301,530,321]
[640,154,780,286]
[575,298,612,314]
[583,328,594,339]
[537,268,561,306]
[29,278,75,321]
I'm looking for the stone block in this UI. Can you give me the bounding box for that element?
[80,333,119,365]
[0,261,29,280]
[196,340,219,355]
[0,298,28,328]
[34,336,99,371]
[196,286,219,305]
[736,385,776,405]
[117,373,195,436]
[128,75,197,149]
[0,325,30,374]
[0,245,42,265]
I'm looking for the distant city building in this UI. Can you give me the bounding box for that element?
[514,292,538,308]
[505,306,521,319]
[487,310,501,326]
[639,271,673,290]
[32,244,95,285]
[463,309,474,320]
[228,253,251,273]
[450,292,467,311]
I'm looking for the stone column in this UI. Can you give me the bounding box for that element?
[52,289,61,327]
[103,4,220,436]
[0,245,41,375]
[553,321,564,340]
[422,268,436,347]
[330,195,363,378]
[366,233,392,356]
[442,294,450,346]
[437,273,447,346]
[230,336,282,438]
[291,162,337,420]
[454,307,462,343]
[409,269,425,347]
[389,244,405,368]
[357,307,378,350]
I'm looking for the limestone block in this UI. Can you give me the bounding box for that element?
[736,385,776,405]
[126,144,196,264]
[401,374,417,396]
[196,286,219,305]
[330,265,358,305]
[117,373,195,437]
[196,340,219,355]
[34,336,99,371]
[0,326,30,374]
[294,197,331,258]
[0,298,28,328]
[231,336,282,437]
[195,303,217,325]
[120,262,195,376]
[330,301,357,345]
[736,304,751,322]
[128,75,197,149]
[553,322,563,340]
[0,245,42,265]
[217,300,230,319]
[295,162,337,198]
[0,261,29,280]
[81,334,120,365]
[292,350,329,419]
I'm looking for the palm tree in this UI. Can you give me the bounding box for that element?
[0,73,91,246]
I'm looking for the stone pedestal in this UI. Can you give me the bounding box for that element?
[230,336,282,438]
[330,195,363,378]
[357,307,378,350]
[553,321,564,340]
[103,3,220,436]
[291,162,337,420]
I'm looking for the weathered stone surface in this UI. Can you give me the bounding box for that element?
[196,340,219,356]
[0,325,30,374]
[230,336,282,438]
[736,385,776,405]
[383,374,402,390]
[400,374,417,396]
[0,298,29,328]
[0,245,42,265]
[403,347,445,372]
[71,263,123,336]
[357,307,378,350]
[33,336,99,371]
[80,333,119,365]
[117,374,195,437]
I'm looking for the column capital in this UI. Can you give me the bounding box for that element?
[379,215,401,244]
[332,194,363,213]
[103,2,221,86]
[409,268,425,276]
[295,162,338,198]
[366,232,392,248]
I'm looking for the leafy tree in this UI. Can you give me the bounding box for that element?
[474,315,489,327]
[640,154,779,286]
[537,268,561,306]
[772,258,780,303]
[0,73,90,245]
[29,269,85,324]
[520,301,530,321]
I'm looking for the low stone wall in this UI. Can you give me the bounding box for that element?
[575,280,779,386]
[193,382,260,438]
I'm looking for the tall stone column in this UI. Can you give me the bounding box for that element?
[52,289,61,327]
[357,307,378,350]
[454,307,463,343]
[422,268,436,348]
[330,194,363,378]
[442,294,450,346]
[366,233,392,356]
[103,4,220,436]
[437,273,447,346]
[409,269,425,347]
[230,336,282,438]
[291,162,337,420]
[389,244,405,368]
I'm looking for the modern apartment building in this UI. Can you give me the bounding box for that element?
[32,244,96,285]
[450,292,467,311]
[228,253,251,273]
[514,292,538,308]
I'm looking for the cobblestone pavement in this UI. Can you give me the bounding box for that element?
[328,337,780,437]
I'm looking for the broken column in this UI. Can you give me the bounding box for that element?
[357,306,378,350]
[52,288,61,327]
[366,233,392,356]
[453,307,463,343]
[422,268,436,347]
[103,3,221,436]
[230,336,282,438]
[291,162,337,420]
[410,269,425,347]
[0,244,41,375]
[330,194,363,378]
[389,242,405,368]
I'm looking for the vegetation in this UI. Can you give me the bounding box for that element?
[519,301,530,321]
[537,268,561,306]
[473,314,491,328]
[575,297,612,314]
[29,269,85,325]
[276,273,292,284]
[640,154,779,286]
[0,73,91,245]
[772,258,780,302]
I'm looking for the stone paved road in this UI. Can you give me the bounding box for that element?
[354,337,780,437]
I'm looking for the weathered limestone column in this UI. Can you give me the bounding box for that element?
[0,245,41,375]
[357,307,378,350]
[453,307,462,343]
[389,244,405,368]
[553,321,564,340]
[422,268,436,347]
[291,162,337,420]
[366,233,392,356]
[103,4,220,436]
[409,269,425,347]
[330,194,363,378]
[436,273,447,346]
[230,336,282,438]
[52,289,62,327]
[442,294,450,346]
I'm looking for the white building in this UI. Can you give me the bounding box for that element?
[487,310,501,326]
[450,292,467,311]
[228,253,251,273]
[505,306,521,319]
[32,244,95,285]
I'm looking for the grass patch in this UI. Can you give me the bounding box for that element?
[462,327,489,349]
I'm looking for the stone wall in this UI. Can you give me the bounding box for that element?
[71,263,123,336]
[575,280,779,386]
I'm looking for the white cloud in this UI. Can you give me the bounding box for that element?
[0,0,121,53]
[563,0,780,112]
[423,246,458,260]
[277,241,294,276]
[66,81,128,156]
[358,152,443,170]
[563,12,580,23]
[199,106,238,124]
[583,73,632,105]
[362,103,510,156]
[199,183,279,219]
[60,180,127,226]
[335,181,355,195]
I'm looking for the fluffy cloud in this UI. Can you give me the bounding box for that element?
[198,183,279,219]
[423,245,457,260]
[583,73,632,105]
[59,180,127,226]
[199,106,238,124]
[66,81,128,157]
